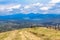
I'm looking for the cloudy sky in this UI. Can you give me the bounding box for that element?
[0,0,60,15]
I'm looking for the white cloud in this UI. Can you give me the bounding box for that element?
[0,1,60,15]
[45,0,60,13]
[0,4,21,15]
[50,0,60,3]
[40,0,60,11]
[32,3,43,6]
[40,7,49,10]
[0,3,43,14]
[24,2,43,9]
[48,7,60,14]
[7,4,21,9]
[0,4,21,12]
[23,3,44,13]
[24,5,30,9]
[48,0,60,8]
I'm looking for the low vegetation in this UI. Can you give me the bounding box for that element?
[0,27,60,40]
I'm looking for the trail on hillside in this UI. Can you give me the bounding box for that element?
[4,30,18,40]
[2,30,42,40]
[22,31,42,40]
[19,32,27,40]
[0,27,60,40]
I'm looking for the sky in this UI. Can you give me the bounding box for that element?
[0,0,60,15]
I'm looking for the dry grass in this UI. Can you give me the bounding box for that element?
[0,27,60,40]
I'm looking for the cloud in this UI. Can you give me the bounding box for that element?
[40,7,50,10]
[0,4,21,15]
[50,0,60,3]
[0,4,21,11]
[0,0,60,15]
[46,0,60,13]
[40,0,60,11]
[24,5,30,9]
[21,3,44,13]
[47,3,60,14]
[7,4,21,12]
[38,0,60,14]
[48,0,60,8]
[32,3,43,6]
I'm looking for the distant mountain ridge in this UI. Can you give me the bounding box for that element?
[0,13,60,20]
[0,13,60,32]
[0,13,60,24]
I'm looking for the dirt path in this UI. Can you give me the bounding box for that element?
[19,32,27,40]
[22,31,42,40]
[3,30,42,40]
[4,30,18,40]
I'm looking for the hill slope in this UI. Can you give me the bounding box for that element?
[0,27,60,40]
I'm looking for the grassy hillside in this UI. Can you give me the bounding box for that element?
[0,27,60,40]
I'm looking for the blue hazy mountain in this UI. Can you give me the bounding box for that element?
[0,13,60,20]
[0,13,60,30]
[0,13,60,23]
[0,13,59,19]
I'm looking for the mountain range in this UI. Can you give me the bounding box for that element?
[0,13,60,24]
[0,13,60,32]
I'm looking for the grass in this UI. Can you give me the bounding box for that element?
[0,27,60,40]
